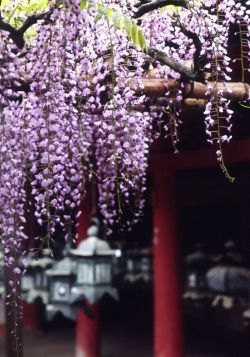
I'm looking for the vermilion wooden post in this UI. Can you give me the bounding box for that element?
[0,300,5,337]
[23,302,39,330]
[76,305,100,357]
[153,155,184,357]
[0,324,5,337]
[75,191,100,357]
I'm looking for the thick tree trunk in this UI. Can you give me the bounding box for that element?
[4,267,23,357]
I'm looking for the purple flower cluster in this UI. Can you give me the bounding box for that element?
[0,34,27,271]
[0,0,249,269]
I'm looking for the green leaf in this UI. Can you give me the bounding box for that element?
[113,12,124,31]
[106,7,113,20]
[124,17,132,38]
[131,23,139,46]
[91,3,147,51]
[80,0,88,10]
[138,29,147,50]
[113,12,120,31]
[159,4,184,13]
[97,3,104,12]
[118,14,124,30]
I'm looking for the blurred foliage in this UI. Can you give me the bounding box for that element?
[0,0,50,39]
[1,0,49,13]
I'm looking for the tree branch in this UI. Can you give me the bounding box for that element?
[19,11,53,36]
[134,0,187,19]
[0,11,51,48]
[0,14,23,47]
[147,48,205,82]
[0,2,61,48]
[135,1,203,78]
[176,20,202,73]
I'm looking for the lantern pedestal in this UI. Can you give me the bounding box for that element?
[153,156,184,357]
[76,304,100,357]
[46,256,77,321]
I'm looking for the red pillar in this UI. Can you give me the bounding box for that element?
[153,155,184,357]
[0,300,5,337]
[0,325,5,337]
[23,302,39,330]
[75,192,100,357]
[76,305,100,357]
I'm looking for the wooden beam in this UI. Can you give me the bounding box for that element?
[130,79,250,101]
[18,69,249,103]
[153,138,250,171]
[130,98,208,111]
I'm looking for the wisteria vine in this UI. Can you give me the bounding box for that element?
[0,0,249,275]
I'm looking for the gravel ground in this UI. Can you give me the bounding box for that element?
[0,324,249,357]
[0,325,152,357]
[0,293,249,357]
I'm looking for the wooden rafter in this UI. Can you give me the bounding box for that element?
[129,79,250,102]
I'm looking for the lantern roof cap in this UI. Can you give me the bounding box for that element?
[243,308,250,319]
[224,240,236,250]
[125,247,152,256]
[22,250,53,269]
[46,257,75,276]
[70,236,115,257]
[28,258,53,269]
[87,225,99,237]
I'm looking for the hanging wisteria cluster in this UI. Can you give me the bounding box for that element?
[0,0,249,271]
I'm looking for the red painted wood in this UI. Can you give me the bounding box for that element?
[0,300,5,337]
[153,157,184,357]
[23,302,39,330]
[75,193,100,357]
[76,305,100,357]
[0,324,5,337]
[155,138,250,171]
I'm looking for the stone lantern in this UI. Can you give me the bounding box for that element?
[206,266,250,309]
[70,222,118,304]
[46,256,78,320]
[183,243,213,305]
[21,251,53,304]
[124,247,153,283]
[243,308,250,327]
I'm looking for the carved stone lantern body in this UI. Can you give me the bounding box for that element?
[21,253,53,304]
[183,244,213,305]
[46,256,77,321]
[124,247,153,284]
[70,225,118,304]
